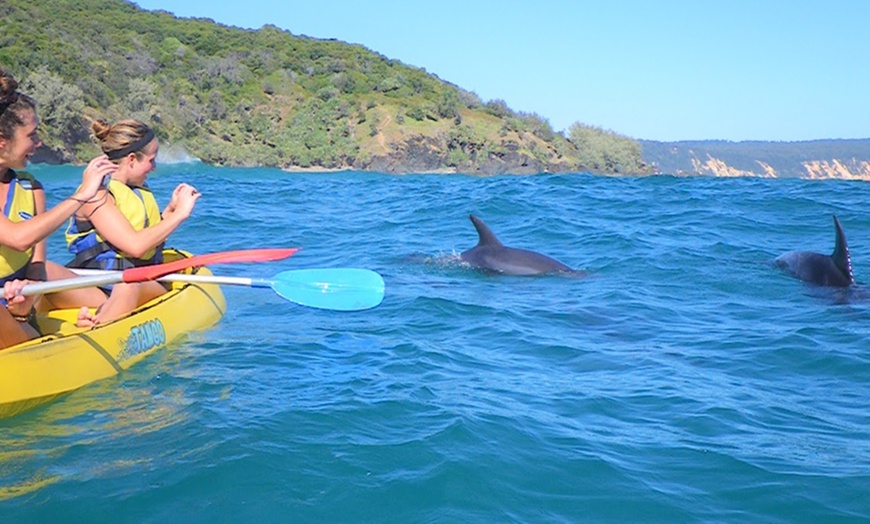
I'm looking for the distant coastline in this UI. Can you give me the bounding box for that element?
[34,138,870,181]
[641,138,870,180]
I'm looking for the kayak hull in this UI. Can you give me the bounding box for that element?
[0,250,226,420]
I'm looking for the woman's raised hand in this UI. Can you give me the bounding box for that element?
[73,155,117,203]
[165,183,200,220]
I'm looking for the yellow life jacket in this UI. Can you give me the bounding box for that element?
[65,179,164,269]
[0,170,40,285]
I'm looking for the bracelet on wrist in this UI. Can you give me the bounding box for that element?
[70,193,106,205]
[11,306,36,324]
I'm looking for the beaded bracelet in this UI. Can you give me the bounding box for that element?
[11,306,36,324]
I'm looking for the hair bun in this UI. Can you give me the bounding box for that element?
[0,68,19,100]
[91,119,112,140]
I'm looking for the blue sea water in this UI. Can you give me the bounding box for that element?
[1,163,869,522]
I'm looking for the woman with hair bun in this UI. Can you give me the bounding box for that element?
[66,118,200,327]
[0,66,115,349]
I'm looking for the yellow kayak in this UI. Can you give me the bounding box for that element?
[0,250,226,420]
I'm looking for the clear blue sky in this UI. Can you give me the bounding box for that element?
[132,0,869,142]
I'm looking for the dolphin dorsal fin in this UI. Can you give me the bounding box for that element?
[469,214,503,247]
[831,215,855,284]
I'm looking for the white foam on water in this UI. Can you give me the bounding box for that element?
[157,145,200,164]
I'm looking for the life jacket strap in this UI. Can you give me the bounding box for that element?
[66,242,166,270]
[66,242,116,269]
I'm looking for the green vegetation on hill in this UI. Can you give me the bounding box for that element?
[0,0,646,174]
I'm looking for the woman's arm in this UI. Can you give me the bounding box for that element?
[0,198,87,251]
[25,187,48,281]
[0,157,117,252]
[82,184,200,259]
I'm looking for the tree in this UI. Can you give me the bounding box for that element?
[569,122,642,173]
[122,78,159,124]
[20,68,86,147]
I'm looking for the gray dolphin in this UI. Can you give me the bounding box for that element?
[774,215,855,287]
[459,214,579,276]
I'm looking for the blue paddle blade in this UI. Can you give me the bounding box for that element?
[269,268,385,311]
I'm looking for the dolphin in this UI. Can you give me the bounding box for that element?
[774,215,855,287]
[459,214,579,276]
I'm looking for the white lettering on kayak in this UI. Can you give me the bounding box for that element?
[119,319,167,361]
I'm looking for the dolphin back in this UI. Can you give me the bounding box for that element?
[775,251,851,287]
[461,214,578,276]
[774,215,855,287]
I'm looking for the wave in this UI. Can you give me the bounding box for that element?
[157,145,201,164]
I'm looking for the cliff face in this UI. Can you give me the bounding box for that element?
[689,156,776,178]
[686,155,870,180]
[360,135,577,175]
[642,139,870,180]
[801,159,870,180]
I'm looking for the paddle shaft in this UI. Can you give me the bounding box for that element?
[70,269,268,288]
[23,273,127,296]
[20,248,298,297]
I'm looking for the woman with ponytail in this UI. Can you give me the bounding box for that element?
[66,118,200,327]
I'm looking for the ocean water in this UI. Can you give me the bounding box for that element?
[1,164,869,522]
